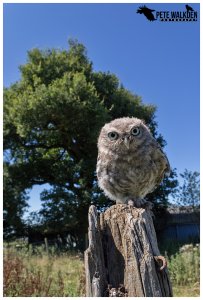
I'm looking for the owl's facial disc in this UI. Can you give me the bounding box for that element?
[122,126,141,149]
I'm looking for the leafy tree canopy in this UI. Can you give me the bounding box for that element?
[174,169,200,211]
[4,39,177,246]
[3,162,29,238]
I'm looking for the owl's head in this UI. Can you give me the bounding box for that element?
[98,117,153,153]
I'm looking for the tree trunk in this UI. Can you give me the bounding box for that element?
[84,204,173,297]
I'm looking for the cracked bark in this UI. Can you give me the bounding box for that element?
[84,204,173,297]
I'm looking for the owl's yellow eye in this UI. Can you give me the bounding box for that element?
[108,131,119,140]
[131,127,140,136]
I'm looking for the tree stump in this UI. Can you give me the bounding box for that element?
[84,204,173,297]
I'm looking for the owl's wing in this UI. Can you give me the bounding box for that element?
[156,142,170,175]
[150,140,171,188]
[96,151,107,180]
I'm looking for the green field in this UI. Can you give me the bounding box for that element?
[167,243,200,297]
[3,242,199,297]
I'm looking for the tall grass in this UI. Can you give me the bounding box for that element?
[3,242,84,297]
[4,241,200,297]
[168,243,200,297]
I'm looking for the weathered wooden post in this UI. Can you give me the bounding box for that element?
[84,204,173,297]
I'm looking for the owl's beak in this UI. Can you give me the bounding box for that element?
[124,136,130,149]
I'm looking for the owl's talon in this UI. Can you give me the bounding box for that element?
[128,199,134,207]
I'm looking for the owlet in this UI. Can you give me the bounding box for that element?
[96,117,170,208]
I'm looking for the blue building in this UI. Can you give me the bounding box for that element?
[160,206,200,242]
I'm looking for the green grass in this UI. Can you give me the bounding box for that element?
[3,242,84,297]
[167,243,200,297]
[4,241,200,297]
[172,285,200,297]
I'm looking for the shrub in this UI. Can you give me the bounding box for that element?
[167,243,200,296]
[3,246,83,296]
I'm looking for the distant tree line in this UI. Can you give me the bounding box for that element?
[174,169,200,211]
[4,39,193,249]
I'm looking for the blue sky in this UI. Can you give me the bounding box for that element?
[3,3,200,215]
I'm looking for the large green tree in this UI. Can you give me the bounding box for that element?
[4,40,177,247]
[3,162,29,238]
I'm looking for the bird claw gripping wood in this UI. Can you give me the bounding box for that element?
[127,199,153,210]
[154,255,167,271]
[127,199,134,207]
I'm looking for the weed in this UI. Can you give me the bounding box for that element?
[3,244,84,297]
[167,243,200,296]
[3,241,200,296]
